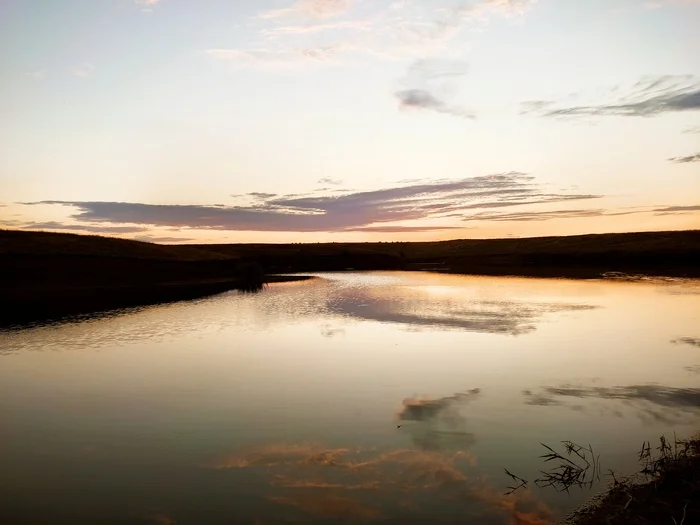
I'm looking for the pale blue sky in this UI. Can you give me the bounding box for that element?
[1,0,698,243]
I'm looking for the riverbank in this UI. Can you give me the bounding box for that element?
[2,229,699,326]
[563,435,699,525]
[1,275,313,328]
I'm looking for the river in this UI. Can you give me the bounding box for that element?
[1,272,699,524]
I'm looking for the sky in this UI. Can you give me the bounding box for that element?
[0,0,698,244]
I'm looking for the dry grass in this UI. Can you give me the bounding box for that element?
[507,435,700,525]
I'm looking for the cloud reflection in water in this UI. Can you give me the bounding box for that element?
[209,442,553,524]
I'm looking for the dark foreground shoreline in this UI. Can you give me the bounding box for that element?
[0,275,313,328]
[2,228,698,327]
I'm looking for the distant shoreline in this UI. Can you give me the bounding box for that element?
[2,228,698,327]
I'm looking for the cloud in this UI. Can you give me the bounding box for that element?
[524,75,700,118]
[318,178,343,185]
[395,58,474,119]
[72,63,95,78]
[248,192,278,199]
[205,46,344,68]
[134,235,195,243]
[211,0,539,72]
[18,221,148,234]
[653,205,700,215]
[396,89,475,119]
[259,0,355,20]
[344,225,464,233]
[684,126,700,134]
[668,152,700,163]
[23,172,602,232]
[261,19,372,37]
[459,208,635,222]
[26,68,48,80]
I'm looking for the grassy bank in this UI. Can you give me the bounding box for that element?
[563,435,699,524]
[2,229,699,326]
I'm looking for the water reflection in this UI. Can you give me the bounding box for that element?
[397,389,481,452]
[1,271,699,524]
[672,337,700,348]
[210,444,553,524]
[326,288,597,336]
[0,272,601,352]
[523,383,700,424]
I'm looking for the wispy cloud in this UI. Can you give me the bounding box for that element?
[459,208,640,222]
[653,204,700,214]
[72,63,95,78]
[318,177,343,185]
[209,0,539,70]
[396,89,475,118]
[26,68,48,80]
[21,173,601,232]
[395,58,474,119]
[523,75,700,118]
[135,235,195,243]
[345,225,464,233]
[205,46,345,68]
[684,126,700,134]
[259,0,355,20]
[668,152,700,163]
[17,220,147,234]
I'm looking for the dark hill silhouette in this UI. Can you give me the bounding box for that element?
[1,228,698,326]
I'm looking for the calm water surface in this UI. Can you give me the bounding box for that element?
[1,272,699,524]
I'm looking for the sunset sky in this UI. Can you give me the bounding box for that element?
[1,0,698,244]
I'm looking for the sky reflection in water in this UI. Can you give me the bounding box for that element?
[0,272,699,524]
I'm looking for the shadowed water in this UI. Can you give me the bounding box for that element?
[0,272,699,524]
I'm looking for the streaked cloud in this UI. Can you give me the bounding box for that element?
[21,173,602,232]
[460,208,639,222]
[685,126,700,134]
[668,152,700,163]
[205,46,344,68]
[135,235,195,243]
[653,204,700,214]
[345,225,464,233]
[16,220,147,234]
[318,177,343,185]
[209,0,540,70]
[523,75,700,118]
